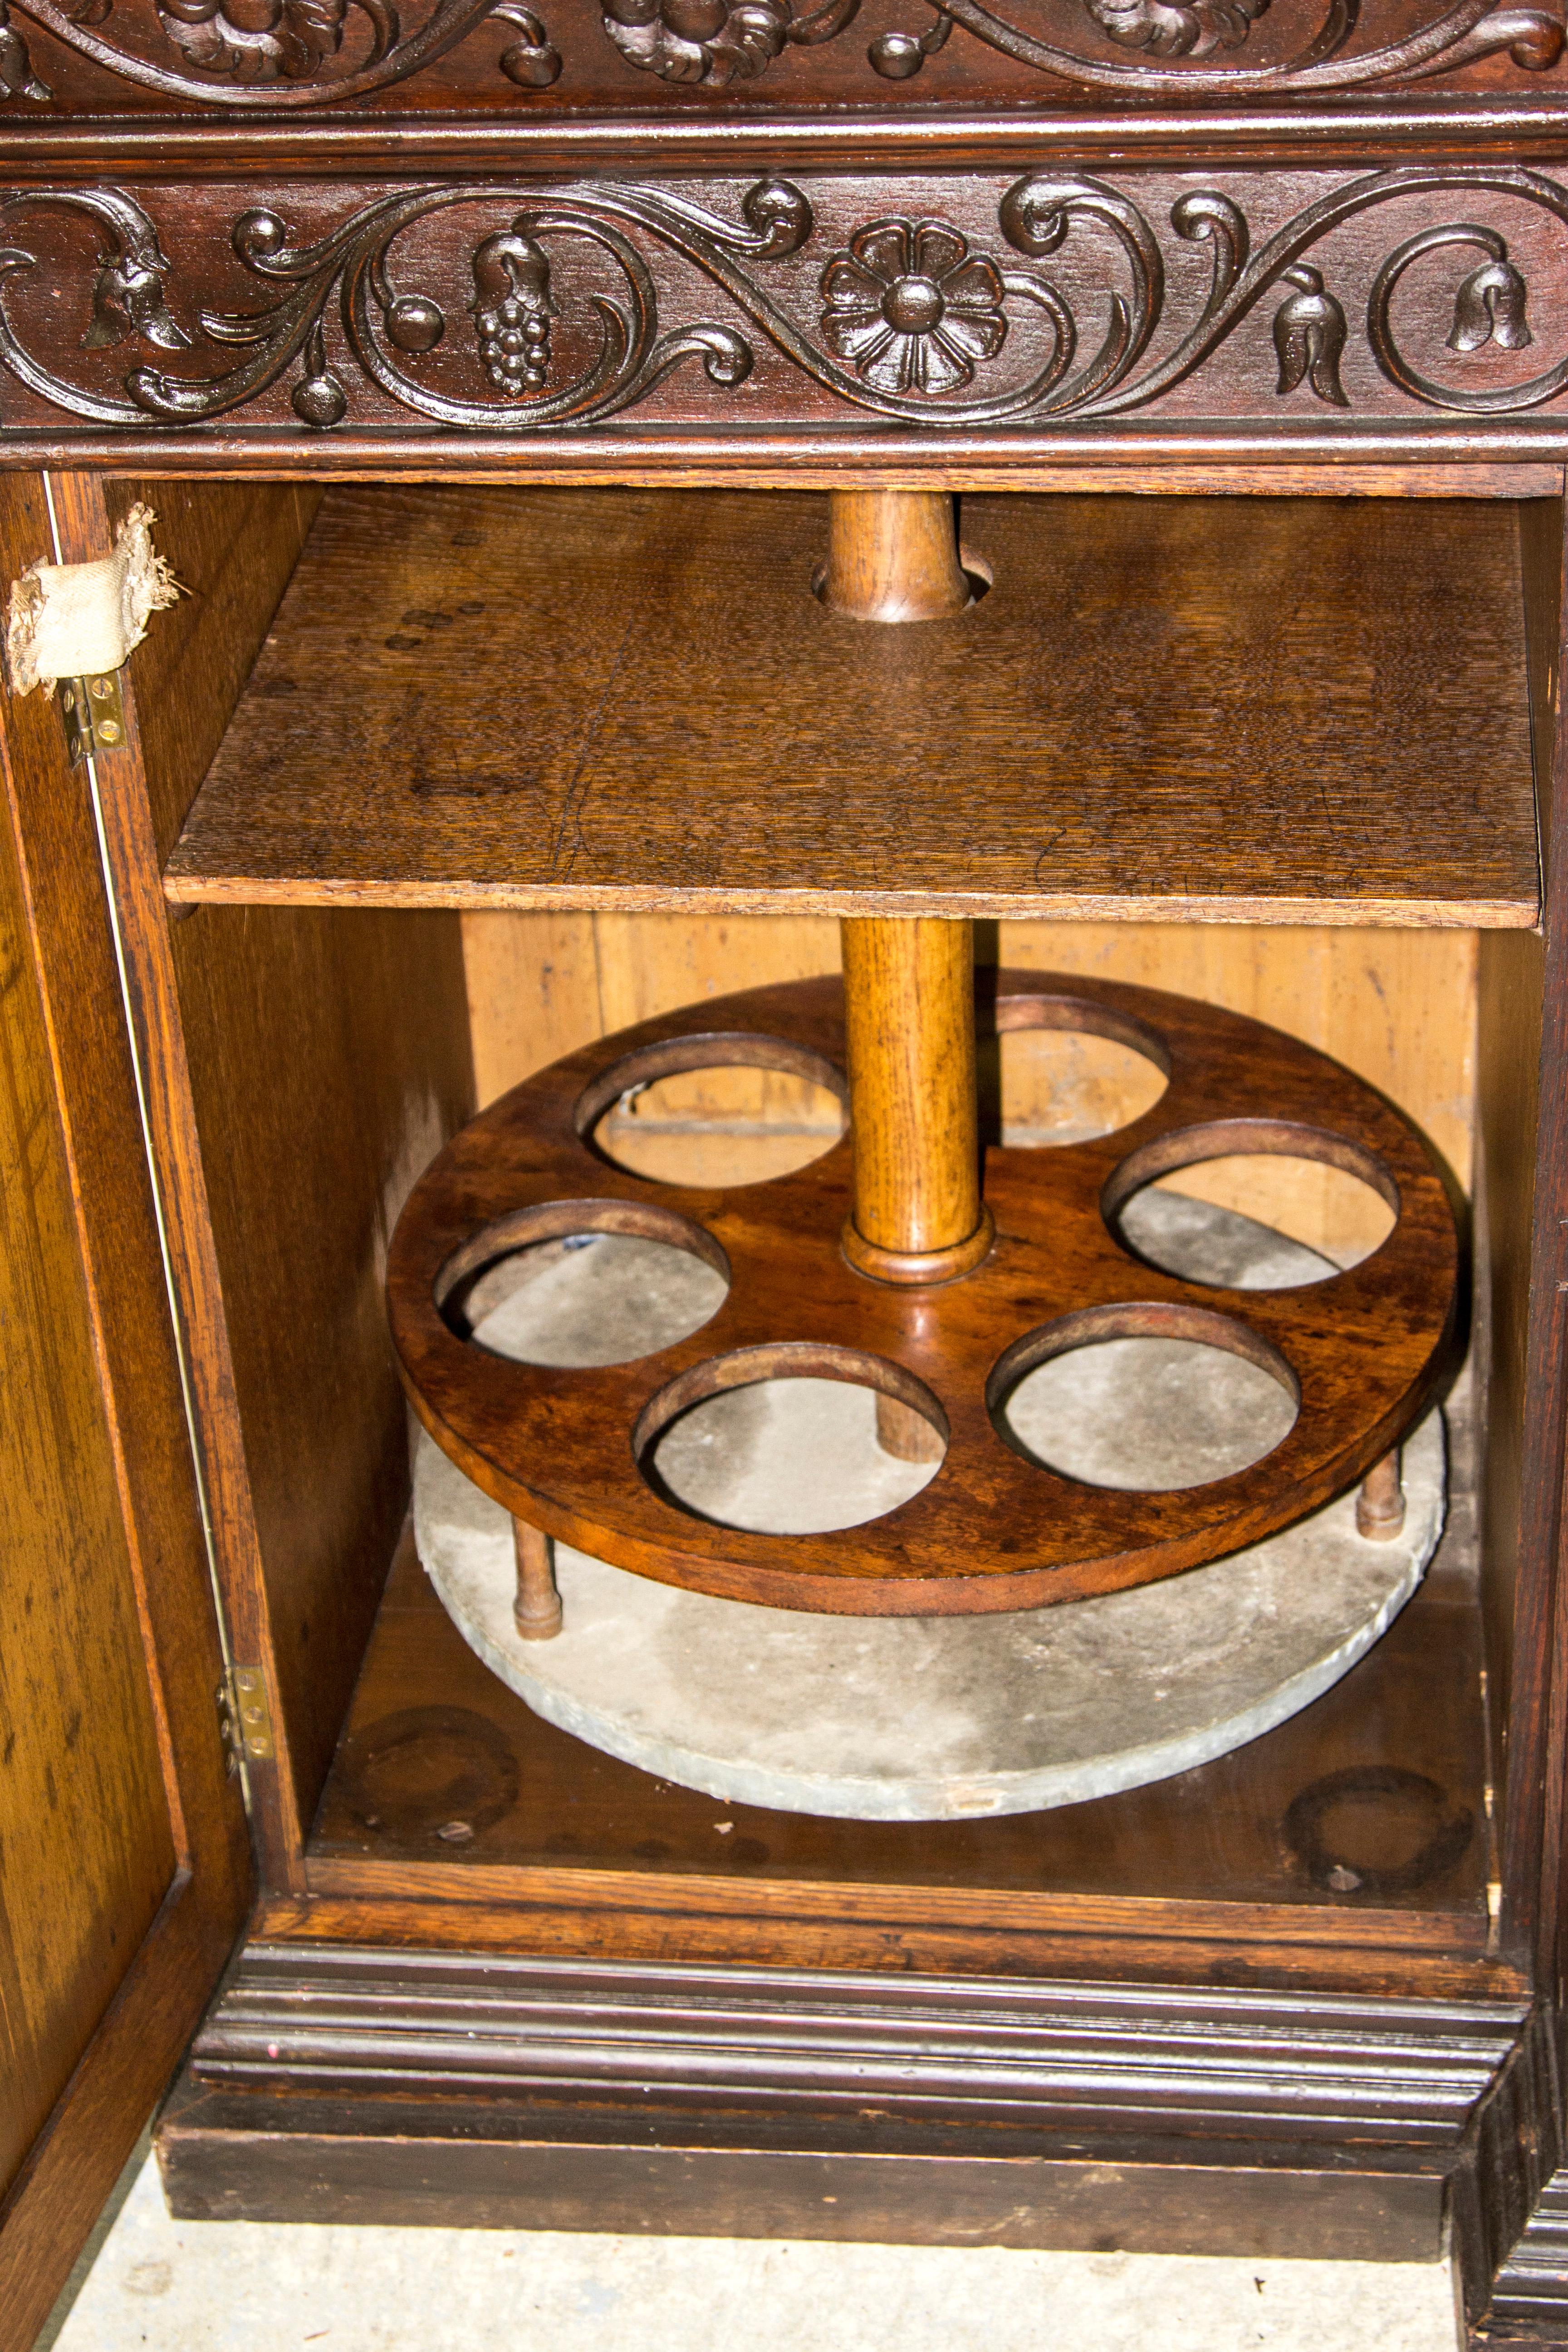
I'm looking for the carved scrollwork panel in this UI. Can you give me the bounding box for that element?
[0,167,1566,443]
[0,0,1560,109]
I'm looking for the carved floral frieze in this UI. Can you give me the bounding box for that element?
[0,0,1558,106]
[0,166,1562,436]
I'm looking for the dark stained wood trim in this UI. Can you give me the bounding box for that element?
[155,1941,1552,2323]
[10,433,1568,482]
[13,101,1568,181]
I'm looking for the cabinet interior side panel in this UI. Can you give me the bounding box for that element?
[1480,498,1560,1911]
[104,480,324,868]
[1477,926,1543,1846]
[176,902,475,1836]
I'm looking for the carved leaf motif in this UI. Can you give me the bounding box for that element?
[1272,264,1349,407]
[602,0,794,82]
[0,0,48,96]
[155,0,363,82]
[1082,0,1267,58]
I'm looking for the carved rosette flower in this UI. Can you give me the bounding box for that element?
[1272,264,1349,408]
[469,220,555,395]
[819,219,1006,397]
[602,0,791,83]
[1083,0,1266,57]
[1448,257,1533,353]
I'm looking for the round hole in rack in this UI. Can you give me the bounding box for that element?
[986,1303,1299,1492]
[633,1342,947,1534]
[577,1032,849,1189]
[435,1200,729,1368]
[1103,1120,1400,1290]
[986,990,1171,1146]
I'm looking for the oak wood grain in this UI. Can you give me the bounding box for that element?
[166,488,1541,926]
[0,470,249,2352]
[841,916,986,1276]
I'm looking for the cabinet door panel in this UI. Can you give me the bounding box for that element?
[0,472,250,2352]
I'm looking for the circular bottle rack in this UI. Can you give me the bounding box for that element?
[387,970,1459,1617]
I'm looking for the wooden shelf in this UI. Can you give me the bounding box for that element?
[166,487,1541,928]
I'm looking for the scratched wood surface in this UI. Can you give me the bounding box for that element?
[166,487,1540,926]
[308,1522,1490,1928]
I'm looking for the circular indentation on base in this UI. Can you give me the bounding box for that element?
[988,1304,1299,1490]
[989,990,1171,1145]
[436,1202,728,1367]
[1105,1121,1399,1289]
[335,1705,519,1843]
[635,1343,947,1534]
[577,1033,848,1188]
[1283,1765,1473,1896]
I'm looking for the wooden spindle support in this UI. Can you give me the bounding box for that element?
[820,489,972,623]
[823,491,994,1294]
[1357,1448,1406,1541]
[513,1515,563,1638]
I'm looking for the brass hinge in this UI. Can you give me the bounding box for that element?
[58,671,126,768]
[218,1664,274,1772]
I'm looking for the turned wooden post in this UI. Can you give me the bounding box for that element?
[513,1516,563,1638]
[820,489,971,624]
[1357,1448,1406,1541]
[823,492,993,1318]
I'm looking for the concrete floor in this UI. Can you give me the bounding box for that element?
[44,2136,1465,2352]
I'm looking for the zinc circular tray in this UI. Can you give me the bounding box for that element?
[411,1398,1446,1820]
[386,970,1459,1617]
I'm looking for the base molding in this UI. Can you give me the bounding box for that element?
[157,1940,1556,2320]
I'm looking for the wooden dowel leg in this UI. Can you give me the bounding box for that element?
[875,1392,946,1464]
[513,1516,563,1638]
[1356,1449,1406,1542]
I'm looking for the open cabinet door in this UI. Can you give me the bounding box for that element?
[0,472,251,2352]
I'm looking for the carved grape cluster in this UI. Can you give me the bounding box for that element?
[475,293,549,391]
[469,220,554,396]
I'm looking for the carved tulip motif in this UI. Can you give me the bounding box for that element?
[819,218,1007,397]
[1272,264,1349,407]
[76,211,191,352]
[1448,257,1533,352]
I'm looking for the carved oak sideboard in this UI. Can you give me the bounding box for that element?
[7,5,1568,2349]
